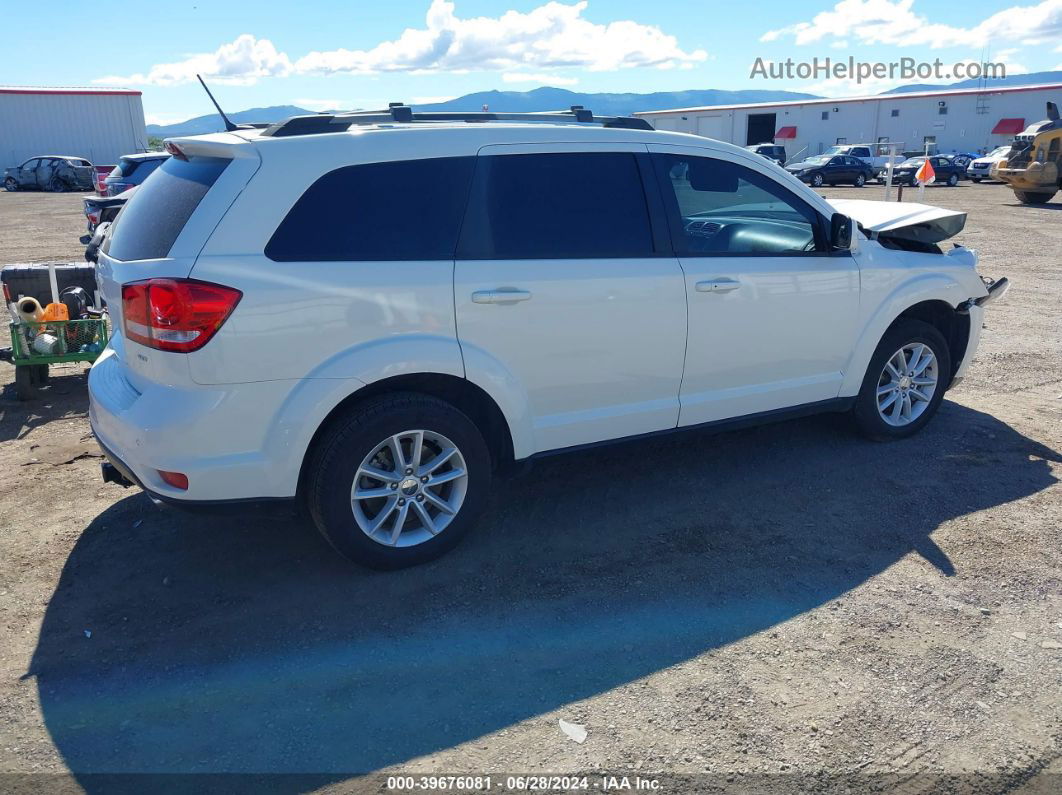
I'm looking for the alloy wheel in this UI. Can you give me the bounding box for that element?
[350,429,469,548]
[876,343,939,426]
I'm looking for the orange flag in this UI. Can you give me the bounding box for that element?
[915,158,936,185]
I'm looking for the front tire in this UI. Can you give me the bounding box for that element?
[852,319,951,441]
[971,176,982,183]
[306,393,492,569]
[810,173,824,188]
[4,177,17,192]
[1013,190,1056,204]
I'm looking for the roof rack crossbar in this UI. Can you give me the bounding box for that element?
[261,103,653,137]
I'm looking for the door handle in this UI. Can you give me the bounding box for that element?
[471,289,532,304]
[695,279,741,294]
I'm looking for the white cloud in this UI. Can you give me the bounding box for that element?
[144,112,189,126]
[96,33,292,86]
[293,98,348,111]
[502,72,579,85]
[762,0,1062,49]
[98,2,704,86]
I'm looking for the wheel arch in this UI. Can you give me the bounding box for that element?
[885,300,970,382]
[841,277,973,395]
[296,373,516,499]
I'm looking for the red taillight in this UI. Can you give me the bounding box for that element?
[158,470,189,490]
[122,279,241,353]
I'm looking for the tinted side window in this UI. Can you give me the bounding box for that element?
[106,156,229,261]
[266,157,475,262]
[652,153,823,256]
[458,152,653,259]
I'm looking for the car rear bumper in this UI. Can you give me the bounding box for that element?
[88,345,301,502]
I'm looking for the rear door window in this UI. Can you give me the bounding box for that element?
[265,157,475,261]
[105,156,229,261]
[458,152,653,259]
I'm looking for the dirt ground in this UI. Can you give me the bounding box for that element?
[0,184,1059,794]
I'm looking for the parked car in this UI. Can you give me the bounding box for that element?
[784,154,874,187]
[89,107,1007,569]
[102,153,169,196]
[744,144,787,166]
[946,152,979,170]
[891,155,965,186]
[92,165,117,195]
[83,186,136,233]
[967,146,1012,182]
[822,143,901,180]
[3,156,95,192]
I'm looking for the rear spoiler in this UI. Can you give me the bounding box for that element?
[163,133,260,161]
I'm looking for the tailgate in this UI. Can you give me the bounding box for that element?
[97,135,260,387]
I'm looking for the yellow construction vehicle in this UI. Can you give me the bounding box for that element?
[992,102,1061,204]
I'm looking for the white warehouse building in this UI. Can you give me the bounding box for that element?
[0,86,148,167]
[635,82,1062,160]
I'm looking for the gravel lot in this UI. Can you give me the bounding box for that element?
[0,184,1059,793]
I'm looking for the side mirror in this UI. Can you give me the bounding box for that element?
[830,213,853,251]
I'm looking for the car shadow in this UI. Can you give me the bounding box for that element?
[29,402,1059,788]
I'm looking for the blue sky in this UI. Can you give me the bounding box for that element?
[7,0,1062,123]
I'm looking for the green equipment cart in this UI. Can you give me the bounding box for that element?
[5,317,108,400]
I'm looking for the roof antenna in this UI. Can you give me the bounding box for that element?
[196,74,238,132]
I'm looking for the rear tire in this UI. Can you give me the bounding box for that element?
[854,174,866,187]
[46,178,67,193]
[852,319,951,441]
[946,174,959,187]
[1013,190,1056,204]
[306,393,492,569]
[971,177,982,183]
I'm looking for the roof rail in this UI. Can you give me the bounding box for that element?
[260,104,653,138]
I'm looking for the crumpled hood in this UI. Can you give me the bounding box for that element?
[828,198,967,244]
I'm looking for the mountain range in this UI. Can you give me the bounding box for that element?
[146,71,1062,138]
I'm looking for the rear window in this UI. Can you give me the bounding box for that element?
[115,158,139,177]
[265,157,475,262]
[106,156,229,261]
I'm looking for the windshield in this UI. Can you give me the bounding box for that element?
[988,146,1011,158]
[799,156,831,165]
[823,147,845,155]
[900,157,925,166]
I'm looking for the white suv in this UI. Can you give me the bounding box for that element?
[89,106,1008,569]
